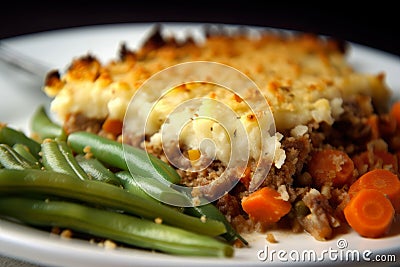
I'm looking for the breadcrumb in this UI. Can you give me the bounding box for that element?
[192,196,201,206]
[104,239,117,250]
[266,233,278,243]
[83,145,93,159]
[60,229,73,239]
[51,226,61,235]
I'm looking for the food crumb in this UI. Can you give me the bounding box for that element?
[104,239,117,250]
[51,226,61,235]
[266,233,278,243]
[30,132,41,142]
[233,238,246,248]
[60,229,73,239]
[154,217,163,224]
[192,197,201,206]
[277,185,289,201]
[290,124,308,137]
[83,145,92,153]
[83,145,93,159]
[200,215,207,223]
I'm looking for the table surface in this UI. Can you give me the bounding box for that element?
[0,255,40,267]
[0,1,399,266]
[1,1,400,57]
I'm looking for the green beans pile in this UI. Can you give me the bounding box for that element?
[0,106,247,257]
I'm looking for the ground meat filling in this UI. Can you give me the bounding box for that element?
[62,94,390,241]
[263,134,312,192]
[64,113,104,134]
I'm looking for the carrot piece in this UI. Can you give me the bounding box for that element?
[390,100,400,128]
[102,118,123,136]
[239,166,252,189]
[378,113,397,137]
[344,189,394,238]
[187,149,201,161]
[352,152,369,175]
[348,178,362,199]
[308,149,354,188]
[375,151,398,173]
[348,169,400,213]
[353,150,398,174]
[366,115,380,139]
[241,187,291,224]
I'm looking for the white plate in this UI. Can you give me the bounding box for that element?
[1,23,400,267]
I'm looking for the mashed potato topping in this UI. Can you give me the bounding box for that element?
[44,25,391,171]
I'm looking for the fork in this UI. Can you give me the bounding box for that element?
[0,42,50,80]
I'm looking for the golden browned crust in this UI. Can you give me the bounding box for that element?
[44,24,390,132]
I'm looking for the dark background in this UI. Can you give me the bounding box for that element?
[1,1,400,57]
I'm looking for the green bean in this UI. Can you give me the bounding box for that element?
[57,140,89,180]
[0,144,39,170]
[114,171,191,206]
[41,139,89,180]
[0,169,226,236]
[0,197,233,257]
[0,124,41,159]
[75,154,122,186]
[115,171,247,244]
[30,105,66,141]
[185,202,248,246]
[12,144,42,168]
[67,131,181,184]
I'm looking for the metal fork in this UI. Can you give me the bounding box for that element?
[0,42,50,80]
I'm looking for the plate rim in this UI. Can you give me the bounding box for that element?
[1,22,400,267]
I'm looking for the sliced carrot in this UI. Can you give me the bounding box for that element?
[390,100,400,128]
[308,149,354,188]
[344,189,394,238]
[348,169,400,213]
[353,150,398,174]
[241,187,291,224]
[348,178,362,199]
[102,118,123,136]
